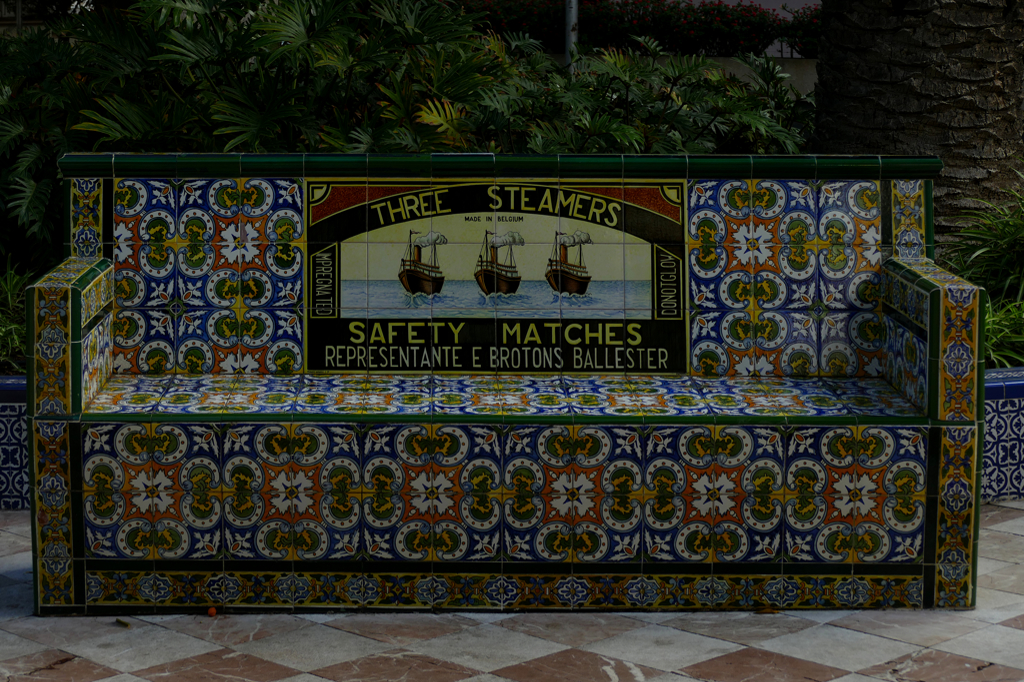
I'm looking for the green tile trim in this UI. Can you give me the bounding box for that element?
[750,155,814,179]
[880,157,944,179]
[925,179,935,259]
[60,154,114,178]
[305,154,366,177]
[815,155,878,179]
[624,155,687,178]
[241,153,305,176]
[366,155,432,178]
[112,153,177,178]
[432,153,495,177]
[688,155,752,179]
[558,154,623,178]
[58,154,945,180]
[495,155,559,177]
[176,153,242,179]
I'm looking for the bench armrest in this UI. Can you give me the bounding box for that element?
[882,258,985,422]
[28,258,114,418]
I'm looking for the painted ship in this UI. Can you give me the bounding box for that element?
[399,230,447,295]
[475,230,525,295]
[546,229,593,295]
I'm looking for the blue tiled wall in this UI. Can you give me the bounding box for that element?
[983,368,1024,501]
[0,376,28,510]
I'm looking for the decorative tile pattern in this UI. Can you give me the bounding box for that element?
[935,426,977,606]
[82,312,113,409]
[892,179,926,259]
[81,373,928,422]
[882,266,929,329]
[34,419,75,606]
[112,177,305,376]
[936,285,980,422]
[70,178,103,258]
[84,570,923,609]
[890,259,981,422]
[982,396,1024,501]
[43,164,976,613]
[0,391,28,510]
[884,316,928,410]
[784,426,927,565]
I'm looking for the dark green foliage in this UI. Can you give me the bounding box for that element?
[462,0,789,57]
[0,0,815,273]
[0,257,32,373]
[942,171,1024,367]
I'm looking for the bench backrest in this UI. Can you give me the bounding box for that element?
[58,154,941,378]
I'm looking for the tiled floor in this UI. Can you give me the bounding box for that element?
[84,373,924,420]
[1,503,1024,681]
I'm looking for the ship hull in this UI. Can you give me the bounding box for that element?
[400,268,445,295]
[475,267,522,295]
[545,267,591,295]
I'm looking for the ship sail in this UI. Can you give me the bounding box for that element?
[546,229,592,295]
[475,230,524,295]
[399,230,447,295]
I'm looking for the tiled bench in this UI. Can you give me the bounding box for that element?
[28,154,984,613]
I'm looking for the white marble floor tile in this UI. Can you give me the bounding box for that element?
[989,516,1024,537]
[783,609,855,624]
[618,612,682,624]
[0,552,32,584]
[992,500,1024,511]
[979,557,1017,577]
[580,624,742,672]
[232,622,393,672]
[0,582,32,622]
[963,588,1024,623]
[933,624,1024,669]
[757,623,920,671]
[54,625,221,673]
[459,613,515,624]
[0,630,46,663]
[407,623,567,673]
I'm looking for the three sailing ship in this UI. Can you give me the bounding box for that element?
[399,227,594,297]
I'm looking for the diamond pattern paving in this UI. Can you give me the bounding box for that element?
[2,503,1024,682]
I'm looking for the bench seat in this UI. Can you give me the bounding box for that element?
[84,373,924,422]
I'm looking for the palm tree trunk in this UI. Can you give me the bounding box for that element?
[815,0,1024,235]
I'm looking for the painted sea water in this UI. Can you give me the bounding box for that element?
[343,280,652,318]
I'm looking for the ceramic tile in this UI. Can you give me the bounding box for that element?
[687,179,753,312]
[983,397,1024,501]
[753,309,819,377]
[111,306,176,375]
[84,374,173,415]
[82,422,223,561]
[0,403,28,511]
[643,425,784,563]
[825,378,924,418]
[689,309,755,377]
[765,180,819,310]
